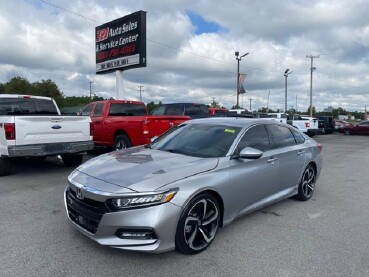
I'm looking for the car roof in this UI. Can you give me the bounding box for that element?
[184,117,280,128]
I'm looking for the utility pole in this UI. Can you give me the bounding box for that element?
[137,85,144,102]
[306,55,319,116]
[235,51,249,108]
[89,81,94,99]
[249,98,252,111]
[284,69,292,112]
[296,95,298,112]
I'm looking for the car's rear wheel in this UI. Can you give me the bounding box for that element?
[114,134,131,150]
[175,193,220,254]
[344,129,351,135]
[295,164,316,201]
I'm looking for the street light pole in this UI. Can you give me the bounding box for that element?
[235,51,249,108]
[284,69,292,112]
[89,81,94,99]
[306,55,319,116]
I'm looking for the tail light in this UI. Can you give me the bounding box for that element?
[4,123,16,140]
[142,120,150,135]
[305,122,310,128]
[90,122,94,136]
[317,143,323,153]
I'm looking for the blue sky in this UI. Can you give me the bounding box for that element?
[186,11,224,35]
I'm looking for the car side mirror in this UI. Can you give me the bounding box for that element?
[238,147,263,159]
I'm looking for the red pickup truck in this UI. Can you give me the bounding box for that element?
[80,100,190,149]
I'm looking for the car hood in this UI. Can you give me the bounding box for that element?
[70,146,219,193]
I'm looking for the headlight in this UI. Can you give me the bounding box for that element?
[111,189,178,209]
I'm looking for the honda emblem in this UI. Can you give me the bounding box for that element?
[76,187,84,200]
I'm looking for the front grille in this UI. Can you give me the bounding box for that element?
[66,188,110,234]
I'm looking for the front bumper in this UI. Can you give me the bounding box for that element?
[64,186,182,253]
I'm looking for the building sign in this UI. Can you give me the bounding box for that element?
[95,11,146,74]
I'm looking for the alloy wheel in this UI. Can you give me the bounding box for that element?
[183,198,219,251]
[301,166,315,198]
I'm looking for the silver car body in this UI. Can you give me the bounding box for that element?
[65,118,322,253]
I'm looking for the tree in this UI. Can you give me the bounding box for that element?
[3,77,34,95]
[306,106,316,117]
[146,101,162,113]
[210,99,219,108]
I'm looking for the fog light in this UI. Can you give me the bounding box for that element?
[115,229,157,240]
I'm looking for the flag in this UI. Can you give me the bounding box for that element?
[238,74,247,94]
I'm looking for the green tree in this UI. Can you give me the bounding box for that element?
[210,99,219,108]
[146,101,162,113]
[33,79,64,106]
[3,77,34,95]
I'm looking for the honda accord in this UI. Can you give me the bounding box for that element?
[64,118,322,254]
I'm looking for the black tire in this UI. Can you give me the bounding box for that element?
[307,131,315,137]
[295,164,316,201]
[61,154,83,167]
[114,134,131,150]
[0,157,12,176]
[175,193,220,255]
[344,129,351,135]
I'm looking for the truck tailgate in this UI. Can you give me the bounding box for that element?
[14,116,91,145]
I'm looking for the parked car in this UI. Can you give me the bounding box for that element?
[65,118,323,254]
[80,100,189,150]
[342,120,369,135]
[151,103,210,119]
[286,115,319,137]
[336,120,351,133]
[209,107,228,117]
[317,116,335,134]
[0,94,93,176]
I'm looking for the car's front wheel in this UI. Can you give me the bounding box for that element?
[175,193,220,254]
[295,164,316,201]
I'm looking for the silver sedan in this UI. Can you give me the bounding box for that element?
[64,118,322,254]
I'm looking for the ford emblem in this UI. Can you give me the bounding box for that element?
[52,125,62,129]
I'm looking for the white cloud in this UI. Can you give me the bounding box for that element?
[0,0,368,111]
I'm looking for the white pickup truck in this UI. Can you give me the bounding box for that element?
[288,115,319,137]
[263,113,319,136]
[0,94,94,176]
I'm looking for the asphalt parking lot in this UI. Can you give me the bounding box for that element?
[1,133,368,277]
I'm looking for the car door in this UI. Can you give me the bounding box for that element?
[90,103,104,144]
[228,124,279,218]
[357,121,369,135]
[265,124,307,191]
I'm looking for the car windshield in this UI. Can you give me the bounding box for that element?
[151,123,242,158]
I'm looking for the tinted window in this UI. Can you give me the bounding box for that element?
[109,103,147,116]
[0,98,58,115]
[81,104,94,116]
[290,127,305,144]
[164,104,183,115]
[185,104,201,116]
[236,124,270,152]
[93,103,104,116]
[151,105,166,115]
[266,125,296,149]
[152,124,241,158]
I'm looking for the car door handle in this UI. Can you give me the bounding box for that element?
[298,150,305,156]
[267,158,278,164]
[95,120,101,124]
